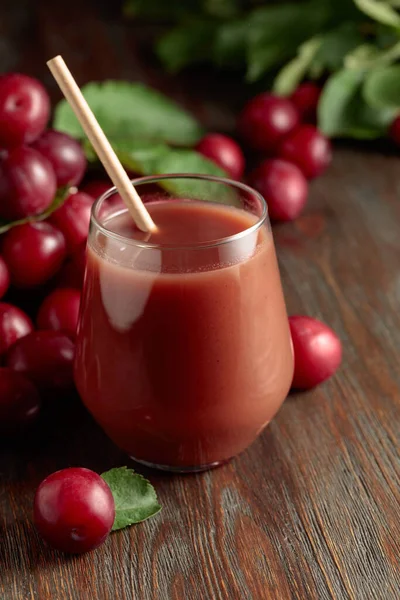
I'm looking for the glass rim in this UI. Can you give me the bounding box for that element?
[91,174,268,251]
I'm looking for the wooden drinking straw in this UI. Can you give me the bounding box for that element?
[47,55,156,233]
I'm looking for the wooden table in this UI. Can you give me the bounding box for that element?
[1,2,400,599]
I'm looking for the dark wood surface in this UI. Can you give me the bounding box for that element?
[1,1,400,599]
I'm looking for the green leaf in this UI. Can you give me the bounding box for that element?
[346,94,396,137]
[151,148,239,203]
[53,81,204,146]
[214,20,249,68]
[100,138,227,179]
[157,21,218,73]
[319,68,395,138]
[273,37,322,96]
[86,138,238,204]
[246,2,331,82]
[345,40,400,69]
[0,187,70,234]
[153,147,227,177]
[107,139,170,174]
[375,23,399,47]
[319,69,363,136]
[101,467,161,531]
[363,64,400,108]
[354,0,400,27]
[344,43,383,69]
[311,22,364,72]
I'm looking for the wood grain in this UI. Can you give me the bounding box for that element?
[0,1,399,599]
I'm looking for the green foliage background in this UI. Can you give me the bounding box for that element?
[125,0,400,139]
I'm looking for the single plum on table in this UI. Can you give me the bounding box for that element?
[34,467,115,554]
[289,315,342,389]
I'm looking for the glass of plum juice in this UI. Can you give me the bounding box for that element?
[74,175,294,472]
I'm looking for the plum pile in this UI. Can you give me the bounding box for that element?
[0,73,97,430]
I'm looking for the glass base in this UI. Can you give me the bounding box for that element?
[130,456,228,473]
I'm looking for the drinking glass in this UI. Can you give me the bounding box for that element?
[74,175,294,472]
